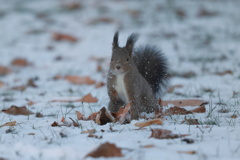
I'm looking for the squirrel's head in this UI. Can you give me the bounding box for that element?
[110,32,139,75]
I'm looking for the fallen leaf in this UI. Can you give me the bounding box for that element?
[160,99,208,107]
[0,121,16,127]
[181,118,199,125]
[214,70,233,76]
[87,17,114,25]
[87,112,98,120]
[10,85,27,91]
[65,75,96,85]
[191,105,206,113]
[165,106,192,115]
[231,115,237,119]
[181,138,194,144]
[150,129,189,139]
[79,93,98,103]
[135,119,163,128]
[35,112,43,118]
[53,75,62,80]
[0,66,11,76]
[11,58,31,67]
[81,129,96,134]
[169,71,196,78]
[27,79,38,88]
[51,93,98,103]
[76,111,84,120]
[28,133,35,135]
[177,150,197,155]
[114,103,131,124]
[61,2,82,10]
[198,8,218,17]
[2,105,34,115]
[167,84,184,93]
[87,134,102,139]
[95,107,115,125]
[85,142,123,158]
[0,81,4,88]
[69,117,80,127]
[51,121,59,127]
[176,9,186,18]
[141,144,156,148]
[53,32,78,42]
[95,82,105,88]
[61,117,66,123]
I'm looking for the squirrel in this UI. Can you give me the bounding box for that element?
[107,32,169,120]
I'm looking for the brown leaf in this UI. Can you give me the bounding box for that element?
[81,129,96,134]
[231,115,237,119]
[214,70,233,76]
[0,66,11,76]
[87,112,98,120]
[135,119,163,128]
[0,81,4,88]
[87,134,102,139]
[27,79,38,88]
[61,3,82,10]
[10,85,27,91]
[51,93,98,103]
[11,58,31,67]
[169,71,196,78]
[181,118,199,125]
[79,93,98,103]
[141,144,155,148]
[65,75,96,85]
[76,111,84,120]
[113,103,131,124]
[95,82,105,88]
[167,84,184,93]
[198,8,218,17]
[85,142,123,158]
[69,117,80,127]
[35,112,43,118]
[95,107,115,125]
[61,117,66,123]
[53,75,62,80]
[53,32,78,42]
[191,105,206,113]
[165,106,192,115]
[87,17,114,25]
[150,129,189,139]
[178,150,197,155]
[160,99,208,107]
[0,121,16,127]
[2,105,34,115]
[51,121,59,127]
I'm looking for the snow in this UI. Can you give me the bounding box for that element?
[0,0,240,160]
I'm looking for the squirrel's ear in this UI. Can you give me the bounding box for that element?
[112,31,119,49]
[126,33,139,55]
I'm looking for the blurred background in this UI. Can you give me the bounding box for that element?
[0,0,240,99]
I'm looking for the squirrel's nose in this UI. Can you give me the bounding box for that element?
[116,65,121,69]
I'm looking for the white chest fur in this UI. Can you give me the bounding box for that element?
[114,74,129,103]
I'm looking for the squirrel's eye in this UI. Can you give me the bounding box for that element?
[126,58,129,61]
[111,58,113,61]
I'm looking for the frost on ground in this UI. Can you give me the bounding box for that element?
[0,0,240,160]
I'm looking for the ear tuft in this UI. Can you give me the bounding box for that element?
[112,31,119,49]
[126,32,139,53]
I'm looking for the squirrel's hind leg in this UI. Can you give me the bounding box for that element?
[108,100,124,113]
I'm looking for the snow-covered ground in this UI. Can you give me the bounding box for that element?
[0,0,240,160]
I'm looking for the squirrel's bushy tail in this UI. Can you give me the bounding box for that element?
[133,45,169,96]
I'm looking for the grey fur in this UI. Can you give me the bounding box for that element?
[107,32,169,119]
